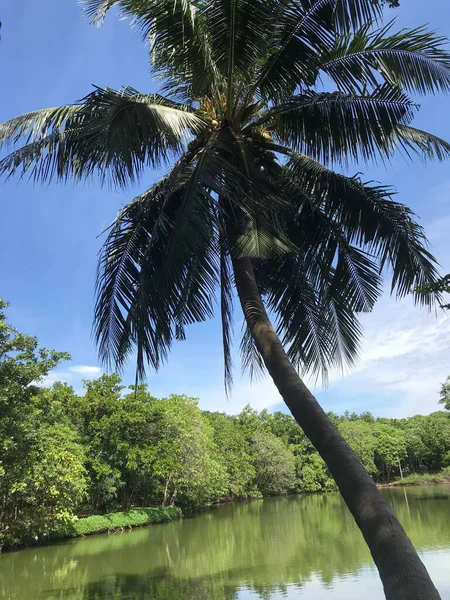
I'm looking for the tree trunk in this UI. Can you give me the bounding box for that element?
[170,483,178,508]
[232,256,440,600]
[162,476,171,508]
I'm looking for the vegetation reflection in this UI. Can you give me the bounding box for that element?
[1,486,449,600]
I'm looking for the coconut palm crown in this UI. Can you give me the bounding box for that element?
[1,0,449,391]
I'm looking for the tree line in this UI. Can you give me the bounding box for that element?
[1,300,450,549]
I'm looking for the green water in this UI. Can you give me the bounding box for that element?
[1,486,449,600]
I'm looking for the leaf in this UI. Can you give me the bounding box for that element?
[285,152,440,303]
[82,0,220,102]
[0,87,206,186]
[319,23,450,95]
[392,125,450,161]
[260,85,417,164]
[219,234,235,394]
[252,0,383,101]
[240,322,265,380]
[94,162,219,378]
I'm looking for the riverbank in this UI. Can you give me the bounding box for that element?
[378,470,450,488]
[2,507,182,553]
[5,469,450,552]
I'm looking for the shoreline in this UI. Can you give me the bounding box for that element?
[4,477,448,554]
[1,507,182,554]
[378,481,450,488]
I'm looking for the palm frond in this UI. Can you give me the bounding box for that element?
[94,158,219,377]
[251,0,382,101]
[0,105,82,149]
[0,87,206,185]
[240,321,265,380]
[285,153,440,303]
[290,201,383,312]
[333,0,382,31]
[259,85,417,164]
[392,125,450,161]
[82,0,117,23]
[219,233,235,395]
[259,197,380,376]
[82,0,220,101]
[204,0,276,107]
[259,254,364,379]
[319,23,450,95]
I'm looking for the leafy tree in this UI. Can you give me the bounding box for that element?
[234,405,265,442]
[262,411,335,492]
[67,374,127,511]
[416,413,450,472]
[295,450,336,493]
[2,1,450,595]
[264,411,305,446]
[402,427,427,474]
[205,412,256,499]
[373,423,407,482]
[338,421,377,476]
[143,395,228,508]
[18,424,88,541]
[0,301,84,548]
[440,376,450,410]
[66,377,228,510]
[251,431,296,496]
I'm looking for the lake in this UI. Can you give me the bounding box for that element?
[1,485,449,600]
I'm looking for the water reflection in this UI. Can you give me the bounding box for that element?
[1,486,449,600]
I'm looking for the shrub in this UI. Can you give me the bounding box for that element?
[52,507,182,540]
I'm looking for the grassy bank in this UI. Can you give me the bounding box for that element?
[3,507,182,552]
[389,469,450,487]
[390,473,446,487]
[59,506,182,539]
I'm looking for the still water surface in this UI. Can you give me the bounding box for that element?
[1,485,449,600]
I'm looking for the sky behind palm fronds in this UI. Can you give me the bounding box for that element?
[1,0,450,418]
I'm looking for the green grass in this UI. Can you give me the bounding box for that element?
[51,507,182,540]
[391,472,446,486]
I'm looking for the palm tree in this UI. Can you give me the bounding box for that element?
[2,0,450,597]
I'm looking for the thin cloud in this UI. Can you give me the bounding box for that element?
[69,365,102,375]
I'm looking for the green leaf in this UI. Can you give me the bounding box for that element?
[260,85,417,164]
[319,23,450,95]
[0,87,206,186]
[252,0,383,102]
[285,152,440,303]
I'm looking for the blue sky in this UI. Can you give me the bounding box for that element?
[1,0,450,418]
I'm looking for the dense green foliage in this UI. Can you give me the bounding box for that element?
[440,375,450,411]
[1,304,450,551]
[0,300,86,549]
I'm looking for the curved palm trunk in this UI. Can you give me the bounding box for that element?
[232,256,440,600]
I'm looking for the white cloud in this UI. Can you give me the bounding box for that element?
[40,364,102,391]
[69,365,102,375]
[197,377,281,415]
[323,295,450,418]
